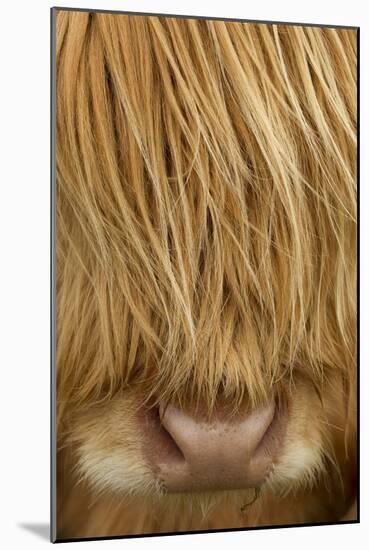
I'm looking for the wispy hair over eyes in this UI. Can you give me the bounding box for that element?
[56,12,356,429]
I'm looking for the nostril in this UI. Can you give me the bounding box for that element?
[158,404,196,462]
[141,405,185,466]
[251,399,287,463]
[158,412,185,463]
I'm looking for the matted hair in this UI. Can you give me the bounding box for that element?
[55,10,357,535]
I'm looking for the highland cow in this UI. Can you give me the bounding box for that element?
[54,10,357,540]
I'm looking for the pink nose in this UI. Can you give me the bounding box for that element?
[154,399,282,493]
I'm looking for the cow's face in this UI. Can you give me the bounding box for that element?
[56,12,356,520]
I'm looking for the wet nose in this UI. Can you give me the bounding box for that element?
[157,400,280,493]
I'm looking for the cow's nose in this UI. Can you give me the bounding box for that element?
[155,399,283,493]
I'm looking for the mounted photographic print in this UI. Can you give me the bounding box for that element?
[51,7,358,542]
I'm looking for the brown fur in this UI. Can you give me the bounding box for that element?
[55,10,357,539]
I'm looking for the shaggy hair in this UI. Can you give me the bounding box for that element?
[55,10,357,539]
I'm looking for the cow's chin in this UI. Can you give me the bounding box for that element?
[66,376,344,508]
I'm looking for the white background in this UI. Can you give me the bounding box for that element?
[0,0,367,548]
